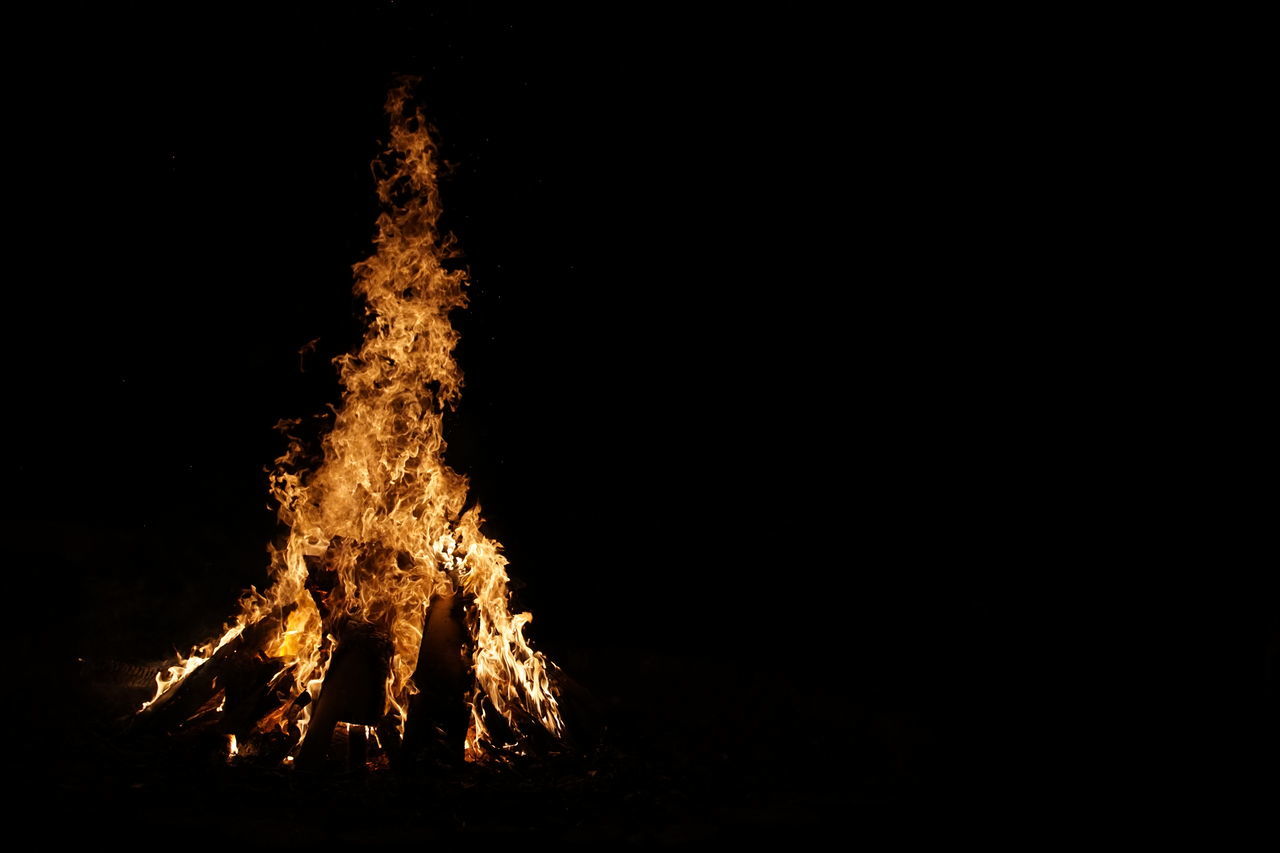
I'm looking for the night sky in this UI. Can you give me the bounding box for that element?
[9,6,1212,829]
[2,12,1273,837]
[8,7,1022,664]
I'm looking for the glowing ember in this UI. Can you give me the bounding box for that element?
[139,79,564,764]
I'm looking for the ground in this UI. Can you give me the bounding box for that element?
[15,587,954,843]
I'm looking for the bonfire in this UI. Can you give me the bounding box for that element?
[134,79,565,769]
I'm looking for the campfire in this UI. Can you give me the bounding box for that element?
[134,79,565,769]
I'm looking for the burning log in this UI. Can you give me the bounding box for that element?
[295,620,392,769]
[400,591,469,766]
[346,723,369,772]
[220,657,297,738]
[132,613,287,735]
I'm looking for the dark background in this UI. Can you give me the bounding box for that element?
[7,6,1019,669]
[8,5,1039,636]
[5,1,1026,781]
[8,3,1269,841]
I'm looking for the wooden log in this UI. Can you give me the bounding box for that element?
[295,621,391,769]
[220,658,295,737]
[400,591,469,767]
[131,614,283,735]
[347,724,368,773]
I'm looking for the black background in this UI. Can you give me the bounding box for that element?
[2,8,1275,838]
[7,6,1024,668]
[1,3,1187,837]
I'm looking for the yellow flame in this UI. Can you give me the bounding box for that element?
[141,79,563,761]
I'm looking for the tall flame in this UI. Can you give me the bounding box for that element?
[143,80,563,761]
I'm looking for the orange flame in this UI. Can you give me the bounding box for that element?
[142,79,563,761]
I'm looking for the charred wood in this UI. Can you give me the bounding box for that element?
[295,621,392,769]
[401,591,469,767]
[131,613,286,735]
